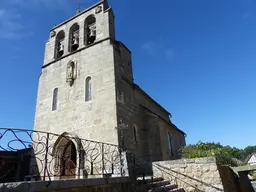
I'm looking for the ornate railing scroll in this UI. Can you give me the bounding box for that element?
[0,128,128,184]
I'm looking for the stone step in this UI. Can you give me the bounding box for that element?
[136,177,164,184]
[137,180,170,189]
[151,180,171,188]
[137,181,176,192]
[169,188,185,192]
[135,177,184,192]
[148,184,178,192]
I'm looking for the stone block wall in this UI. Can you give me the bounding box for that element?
[34,39,118,145]
[153,157,224,192]
[0,177,131,192]
[158,120,185,161]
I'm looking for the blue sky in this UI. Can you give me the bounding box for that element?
[0,0,255,149]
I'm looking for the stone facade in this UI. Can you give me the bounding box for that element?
[33,0,186,178]
[34,1,117,145]
[113,41,186,162]
[153,157,224,192]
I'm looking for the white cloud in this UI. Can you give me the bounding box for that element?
[242,12,251,19]
[141,39,174,62]
[0,0,99,40]
[165,48,174,62]
[0,9,5,19]
[0,30,33,40]
[141,42,157,56]
[0,8,33,40]
[9,0,70,9]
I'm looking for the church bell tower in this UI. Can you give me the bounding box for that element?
[33,0,132,145]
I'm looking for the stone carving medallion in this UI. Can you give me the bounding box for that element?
[95,6,102,14]
[50,31,56,38]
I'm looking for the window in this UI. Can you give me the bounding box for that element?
[85,77,92,101]
[133,126,137,143]
[168,132,172,153]
[55,31,65,59]
[52,88,58,111]
[117,90,124,103]
[84,15,96,45]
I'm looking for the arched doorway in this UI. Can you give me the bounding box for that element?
[51,132,84,180]
[60,140,77,179]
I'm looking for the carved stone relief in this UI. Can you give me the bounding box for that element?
[50,31,56,38]
[66,61,77,86]
[95,6,102,14]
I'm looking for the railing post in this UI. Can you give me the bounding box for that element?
[43,133,49,181]
[119,149,122,176]
[91,162,93,175]
[102,143,105,175]
[78,142,81,178]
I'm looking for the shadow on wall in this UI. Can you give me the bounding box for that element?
[217,165,242,192]
[0,148,33,183]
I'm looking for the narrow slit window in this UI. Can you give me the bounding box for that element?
[133,126,137,143]
[168,132,172,152]
[52,88,58,111]
[85,77,92,101]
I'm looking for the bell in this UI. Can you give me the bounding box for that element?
[71,34,79,51]
[57,43,64,58]
[88,28,96,44]
[58,44,64,52]
[72,36,79,46]
[89,28,96,38]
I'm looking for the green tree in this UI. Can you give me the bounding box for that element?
[181,141,255,167]
[243,146,256,159]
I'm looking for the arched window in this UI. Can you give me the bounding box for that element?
[133,126,137,143]
[55,31,65,59]
[85,77,92,101]
[168,132,172,153]
[69,23,80,52]
[84,15,96,45]
[52,88,58,111]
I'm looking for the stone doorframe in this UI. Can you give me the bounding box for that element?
[51,132,84,180]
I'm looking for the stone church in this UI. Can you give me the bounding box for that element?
[33,0,186,179]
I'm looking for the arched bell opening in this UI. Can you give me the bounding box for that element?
[69,23,80,52]
[55,30,65,59]
[84,15,96,46]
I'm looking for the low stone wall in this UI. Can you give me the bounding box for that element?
[0,177,131,192]
[153,157,224,192]
[218,165,241,192]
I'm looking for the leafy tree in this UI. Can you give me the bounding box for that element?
[182,141,256,167]
[243,146,256,158]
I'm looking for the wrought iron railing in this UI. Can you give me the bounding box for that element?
[0,128,127,184]
[0,128,198,192]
